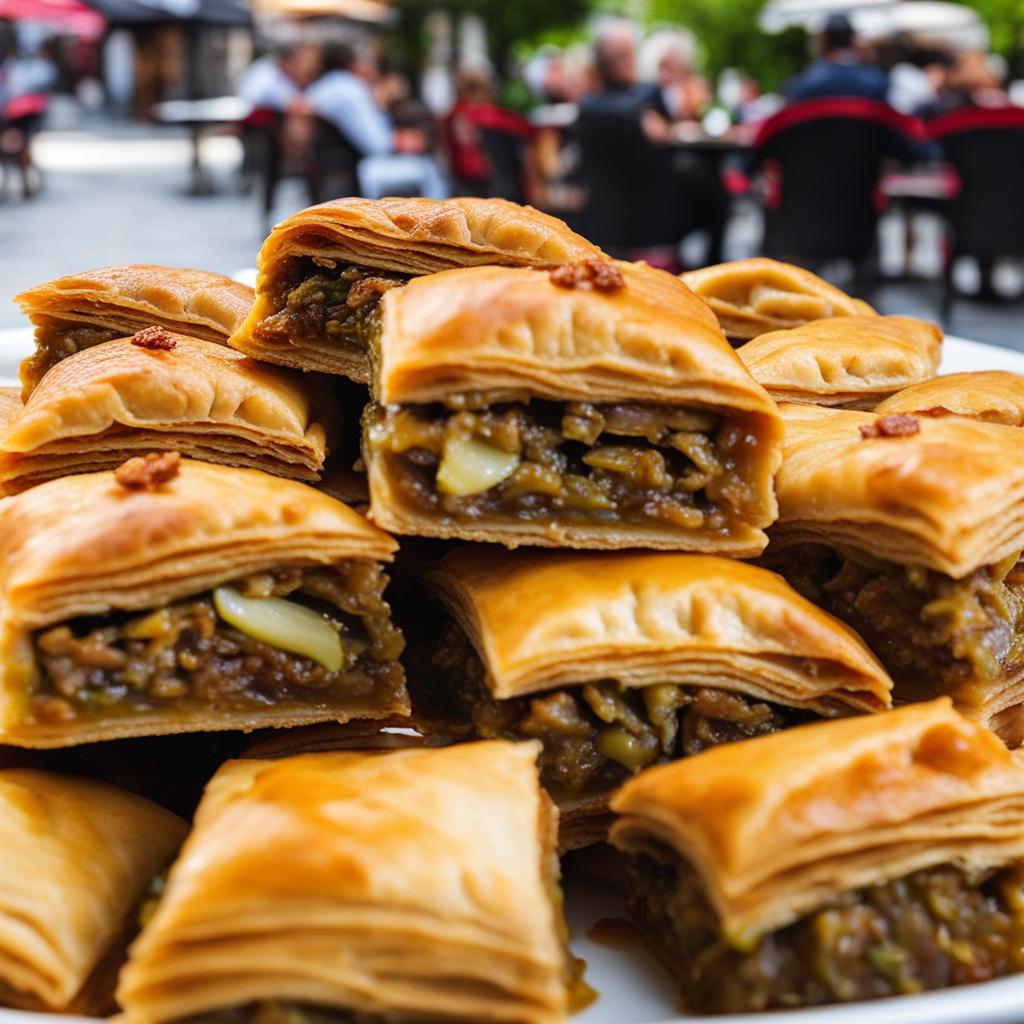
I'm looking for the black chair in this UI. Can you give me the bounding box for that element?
[576,103,679,257]
[479,126,527,204]
[751,98,927,272]
[928,107,1024,325]
[308,116,361,205]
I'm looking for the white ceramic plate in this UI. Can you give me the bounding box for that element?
[1,330,1024,1024]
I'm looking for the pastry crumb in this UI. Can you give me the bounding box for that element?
[859,413,920,439]
[549,257,624,292]
[130,326,177,350]
[115,451,181,489]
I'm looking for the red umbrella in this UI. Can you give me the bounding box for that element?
[0,0,106,35]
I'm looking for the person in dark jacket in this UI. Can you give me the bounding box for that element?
[785,14,888,103]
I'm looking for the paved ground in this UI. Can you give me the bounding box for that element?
[2,104,1022,350]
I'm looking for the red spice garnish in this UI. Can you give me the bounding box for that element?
[915,405,955,418]
[115,451,181,490]
[130,326,176,350]
[859,413,921,439]
[549,257,625,292]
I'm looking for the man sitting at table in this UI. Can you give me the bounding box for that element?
[307,42,447,200]
[237,43,320,114]
[785,14,888,103]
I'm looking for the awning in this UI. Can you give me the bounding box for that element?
[252,0,392,23]
[0,0,106,34]
[80,0,251,25]
[760,0,988,49]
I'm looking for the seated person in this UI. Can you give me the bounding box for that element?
[307,43,447,200]
[784,14,888,103]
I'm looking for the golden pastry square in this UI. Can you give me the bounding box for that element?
[416,547,892,849]
[15,265,254,397]
[0,333,339,495]
[767,402,1024,740]
[610,699,1024,1013]
[0,459,408,746]
[229,196,602,382]
[117,741,571,1024]
[363,260,783,553]
[0,769,184,1014]
[738,315,942,408]
[682,257,874,342]
[876,369,1024,425]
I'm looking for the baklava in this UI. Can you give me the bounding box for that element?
[876,369,1024,425]
[0,768,185,1014]
[363,260,784,552]
[228,196,602,381]
[416,547,892,848]
[15,265,253,397]
[682,257,874,342]
[0,458,407,746]
[738,315,942,408]
[766,402,1024,740]
[611,699,1024,1012]
[117,742,572,1024]
[0,331,336,495]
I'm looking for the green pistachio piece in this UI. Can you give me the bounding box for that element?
[595,726,659,772]
[212,587,343,671]
[435,436,520,496]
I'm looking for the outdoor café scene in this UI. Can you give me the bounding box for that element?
[6,3,1024,1024]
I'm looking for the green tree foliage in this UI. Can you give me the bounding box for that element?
[390,0,591,78]
[646,0,808,90]
[959,0,1024,74]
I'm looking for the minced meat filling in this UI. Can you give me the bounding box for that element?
[22,323,121,394]
[254,257,406,353]
[367,398,761,532]
[625,844,1024,1013]
[417,620,807,802]
[770,546,1024,708]
[29,563,405,723]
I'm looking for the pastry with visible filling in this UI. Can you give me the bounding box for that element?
[766,402,1024,741]
[0,458,407,746]
[228,196,602,382]
[15,265,253,398]
[682,257,874,342]
[117,742,572,1024]
[876,370,1024,425]
[363,260,783,553]
[414,547,892,849]
[0,332,336,495]
[0,768,185,1014]
[738,315,942,408]
[610,699,1024,1013]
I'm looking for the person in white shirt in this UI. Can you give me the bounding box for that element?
[237,43,320,113]
[307,42,447,200]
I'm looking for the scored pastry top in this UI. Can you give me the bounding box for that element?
[16,265,254,341]
[0,334,329,454]
[0,768,185,1011]
[610,698,1024,938]
[771,402,1024,577]
[254,195,603,278]
[373,261,779,413]
[0,459,395,627]
[738,315,942,407]
[118,741,568,1024]
[426,547,891,710]
[682,257,874,340]
[876,370,1024,426]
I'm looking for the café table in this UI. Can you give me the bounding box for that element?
[152,96,252,196]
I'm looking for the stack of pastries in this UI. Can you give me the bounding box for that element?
[3,195,1024,1022]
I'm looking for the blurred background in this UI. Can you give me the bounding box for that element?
[1,0,1023,347]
